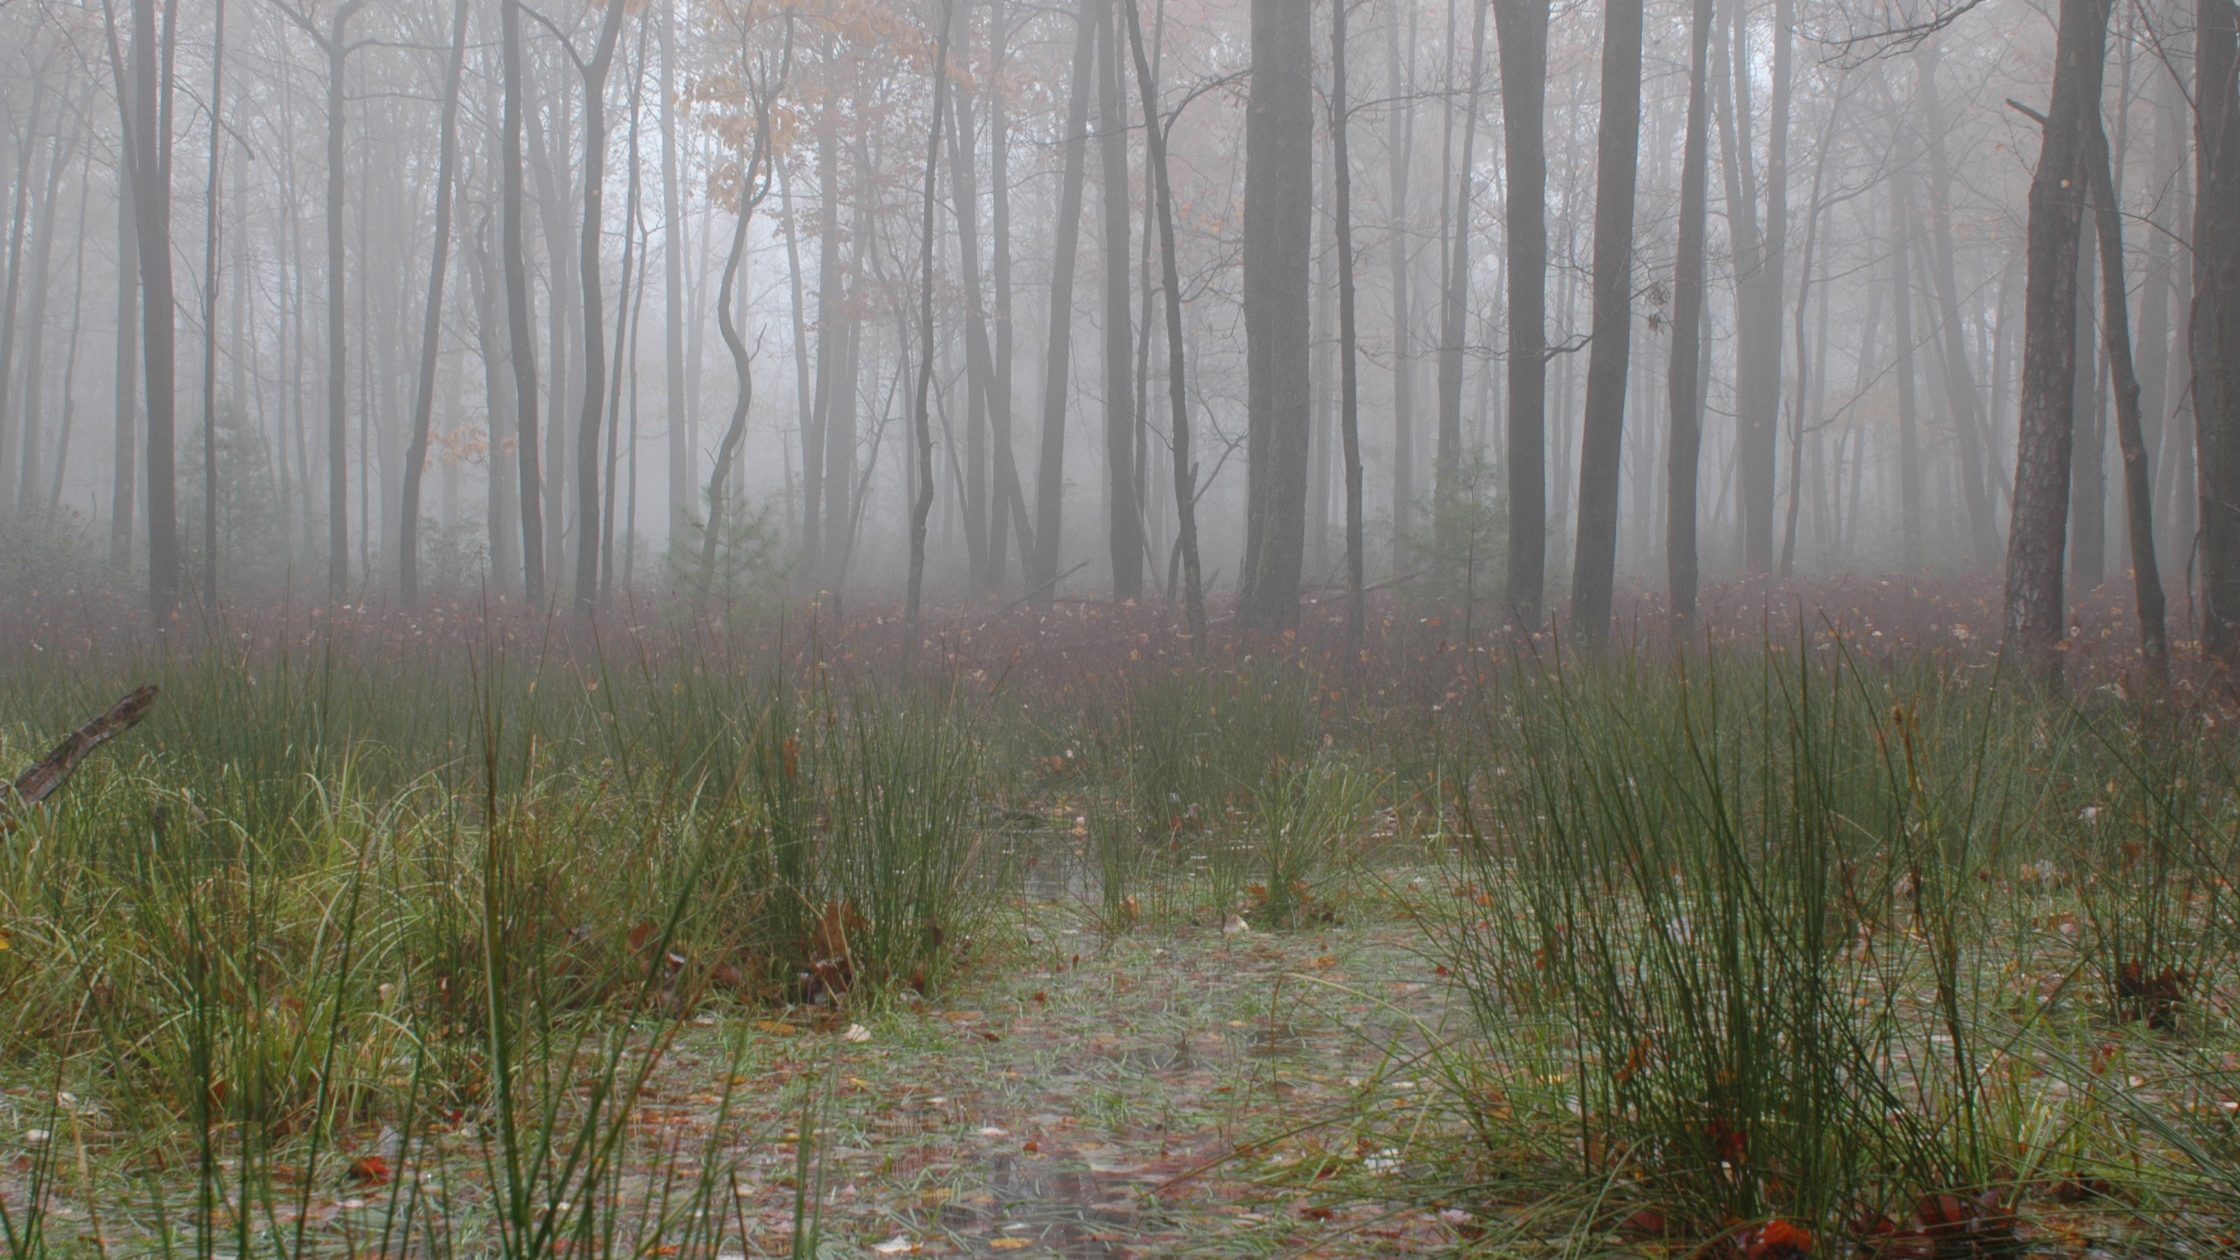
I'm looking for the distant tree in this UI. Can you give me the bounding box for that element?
[501,0,547,603]
[1120,0,1204,645]
[102,0,182,618]
[1027,3,1099,603]
[398,0,469,608]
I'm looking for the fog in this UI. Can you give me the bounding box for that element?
[0,0,2223,666]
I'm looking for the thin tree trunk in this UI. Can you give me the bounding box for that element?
[1667,0,1714,624]
[195,0,223,605]
[907,0,955,629]
[1917,43,2001,563]
[1434,0,1490,565]
[1332,0,1365,656]
[1121,0,1204,645]
[2086,118,2170,685]
[1028,5,1100,601]
[1386,0,1417,547]
[399,0,469,606]
[573,0,631,616]
[501,0,546,603]
[661,0,691,550]
[697,15,791,601]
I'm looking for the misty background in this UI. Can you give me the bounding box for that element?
[0,0,2214,661]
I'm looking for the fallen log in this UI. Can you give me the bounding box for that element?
[0,686,160,831]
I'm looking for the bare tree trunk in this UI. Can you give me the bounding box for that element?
[13,101,82,518]
[1386,0,1417,548]
[661,0,691,551]
[1238,0,1313,627]
[1780,90,1845,577]
[1121,0,1204,645]
[195,0,224,606]
[1666,0,1714,624]
[110,139,139,567]
[1332,0,1365,656]
[305,0,370,597]
[399,0,470,607]
[1094,0,1140,600]
[467,227,521,591]
[1891,181,1925,566]
[1494,0,1549,625]
[1916,43,2001,563]
[573,0,632,617]
[2071,187,2106,592]
[1028,5,1099,602]
[1723,0,1789,573]
[907,0,955,629]
[2086,119,2170,686]
[697,15,791,601]
[988,0,1033,584]
[0,62,49,514]
[104,0,183,618]
[1567,0,1643,641]
[2004,0,2111,683]
[1433,0,1490,566]
[2196,0,2240,666]
[501,0,546,603]
[947,75,989,586]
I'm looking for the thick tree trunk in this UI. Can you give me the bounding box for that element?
[1567,0,1644,641]
[1094,0,1140,600]
[2004,0,2111,682]
[1238,0,1313,627]
[1495,0,1550,627]
[2196,0,2240,666]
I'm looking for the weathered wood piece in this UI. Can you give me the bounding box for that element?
[0,686,159,829]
